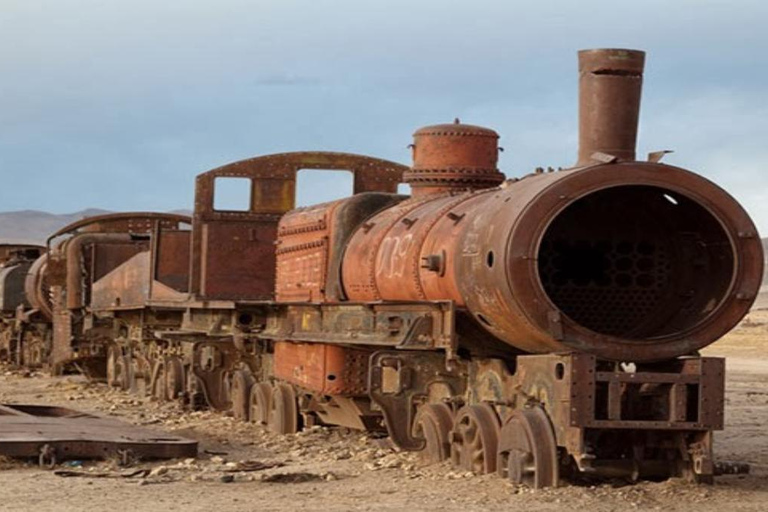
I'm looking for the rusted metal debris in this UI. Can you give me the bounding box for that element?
[0,48,761,490]
[0,404,197,467]
[54,468,151,478]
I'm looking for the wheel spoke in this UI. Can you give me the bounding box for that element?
[450,405,500,475]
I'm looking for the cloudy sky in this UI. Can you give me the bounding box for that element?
[1,0,767,232]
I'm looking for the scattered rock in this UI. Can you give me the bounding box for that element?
[149,465,168,477]
[223,460,284,473]
[262,472,324,484]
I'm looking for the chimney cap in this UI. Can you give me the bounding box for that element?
[413,121,499,139]
[578,48,645,74]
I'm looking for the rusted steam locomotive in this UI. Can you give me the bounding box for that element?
[0,48,762,488]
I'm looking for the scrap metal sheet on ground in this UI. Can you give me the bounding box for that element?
[0,403,197,466]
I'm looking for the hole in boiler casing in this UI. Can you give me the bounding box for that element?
[476,313,493,328]
[486,251,495,268]
[555,363,565,380]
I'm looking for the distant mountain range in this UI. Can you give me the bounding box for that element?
[0,209,190,245]
[0,209,111,244]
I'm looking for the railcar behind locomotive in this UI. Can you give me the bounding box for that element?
[0,48,761,488]
[0,213,191,373]
[0,243,45,364]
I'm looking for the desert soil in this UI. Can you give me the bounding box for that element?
[1,313,768,512]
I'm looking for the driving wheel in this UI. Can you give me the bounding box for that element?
[268,383,300,435]
[231,369,255,421]
[412,403,454,464]
[165,357,185,401]
[497,406,559,489]
[450,404,500,474]
[249,382,273,426]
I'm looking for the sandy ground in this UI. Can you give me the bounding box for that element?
[1,314,768,511]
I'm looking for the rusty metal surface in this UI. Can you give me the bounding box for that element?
[0,244,44,265]
[509,354,726,434]
[450,403,500,474]
[0,245,44,315]
[0,404,197,463]
[496,406,559,488]
[275,200,339,302]
[369,350,466,452]
[342,190,490,303]
[273,341,370,396]
[24,254,53,319]
[91,225,191,309]
[276,193,403,302]
[344,160,762,361]
[152,229,191,293]
[0,260,32,311]
[339,49,762,363]
[578,49,645,166]
[461,164,761,361]
[466,352,725,481]
[34,214,190,373]
[46,212,191,245]
[406,120,505,196]
[90,252,152,310]
[412,403,453,464]
[340,195,433,301]
[65,233,139,309]
[190,151,408,301]
[259,301,456,353]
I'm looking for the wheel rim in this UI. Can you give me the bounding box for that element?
[220,371,233,407]
[231,370,255,421]
[450,404,500,474]
[151,361,167,401]
[186,370,205,410]
[106,347,118,387]
[130,358,149,397]
[115,355,131,391]
[412,403,454,464]
[497,407,559,489]
[250,383,273,425]
[268,383,299,435]
[165,358,184,401]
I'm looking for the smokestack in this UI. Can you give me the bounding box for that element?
[577,48,645,166]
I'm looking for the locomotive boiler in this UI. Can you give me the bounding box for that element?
[340,49,760,363]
